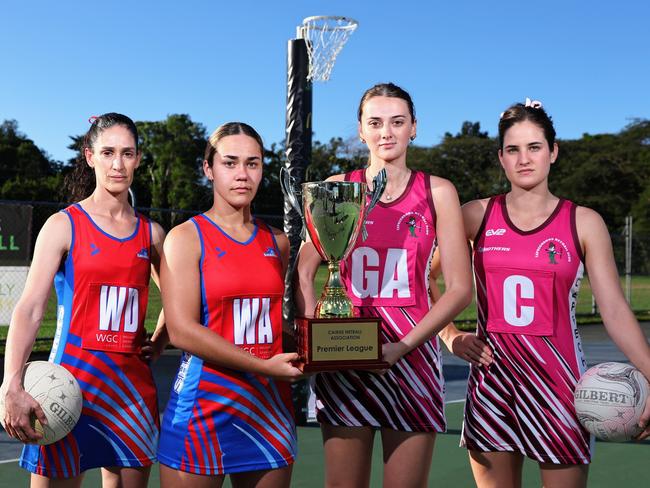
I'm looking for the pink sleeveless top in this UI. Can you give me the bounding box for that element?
[473,195,586,375]
[315,169,446,433]
[340,169,437,321]
[462,195,591,464]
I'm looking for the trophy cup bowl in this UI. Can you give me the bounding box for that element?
[302,181,366,318]
[282,175,388,373]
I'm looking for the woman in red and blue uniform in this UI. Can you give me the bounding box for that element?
[157,122,301,488]
[1,113,167,487]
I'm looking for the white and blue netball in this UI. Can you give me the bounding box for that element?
[0,361,83,445]
[574,362,649,442]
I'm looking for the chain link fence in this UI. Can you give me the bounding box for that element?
[1,200,648,328]
[0,200,283,326]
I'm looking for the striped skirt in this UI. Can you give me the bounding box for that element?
[315,306,446,432]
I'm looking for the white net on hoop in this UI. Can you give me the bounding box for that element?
[299,16,358,82]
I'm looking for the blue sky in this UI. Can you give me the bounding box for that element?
[1,1,649,163]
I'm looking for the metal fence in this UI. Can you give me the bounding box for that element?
[0,200,284,325]
[1,200,649,319]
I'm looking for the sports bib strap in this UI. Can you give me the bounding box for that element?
[81,283,148,353]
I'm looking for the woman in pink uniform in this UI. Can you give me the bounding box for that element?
[460,99,650,487]
[296,82,491,487]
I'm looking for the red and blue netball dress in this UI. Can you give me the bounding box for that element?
[157,215,296,475]
[315,169,446,432]
[462,195,592,464]
[20,204,158,477]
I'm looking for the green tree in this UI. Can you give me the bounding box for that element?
[0,120,62,200]
[409,122,506,203]
[256,136,369,218]
[136,115,209,227]
[304,137,367,182]
[253,141,286,217]
[550,124,649,229]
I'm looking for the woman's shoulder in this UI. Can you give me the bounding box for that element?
[462,198,493,240]
[574,204,606,231]
[325,173,348,182]
[264,223,289,251]
[149,220,166,246]
[162,219,201,260]
[264,223,285,237]
[462,197,492,215]
[167,219,200,243]
[426,174,453,189]
[425,175,461,202]
[32,211,73,256]
[255,219,286,240]
[43,210,74,236]
[574,203,600,219]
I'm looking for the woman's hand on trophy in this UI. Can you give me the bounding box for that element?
[263,353,305,382]
[380,341,411,371]
[450,332,493,367]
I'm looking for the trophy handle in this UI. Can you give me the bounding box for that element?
[279,167,306,240]
[361,168,387,241]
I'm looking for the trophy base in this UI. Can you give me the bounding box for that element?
[295,316,389,373]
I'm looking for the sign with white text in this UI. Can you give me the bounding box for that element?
[0,266,29,325]
[0,204,33,263]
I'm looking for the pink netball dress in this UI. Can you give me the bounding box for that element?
[21,204,158,477]
[461,194,592,464]
[315,169,446,432]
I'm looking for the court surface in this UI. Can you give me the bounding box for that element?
[0,324,648,486]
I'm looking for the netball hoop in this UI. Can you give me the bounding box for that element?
[283,16,358,367]
[297,16,358,82]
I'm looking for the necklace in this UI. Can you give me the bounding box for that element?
[371,169,410,202]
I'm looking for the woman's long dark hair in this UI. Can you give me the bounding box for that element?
[64,113,139,202]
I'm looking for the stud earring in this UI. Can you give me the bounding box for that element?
[360,137,366,144]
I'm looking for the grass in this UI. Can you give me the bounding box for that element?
[1,269,648,354]
[0,402,647,487]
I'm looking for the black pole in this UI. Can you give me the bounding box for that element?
[283,38,312,331]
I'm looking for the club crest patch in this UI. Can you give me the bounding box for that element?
[535,237,571,264]
[263,247,278,258]
[396,211,430,238]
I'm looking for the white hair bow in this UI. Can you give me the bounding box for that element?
[500,97,544,119]
[525,97,543,109]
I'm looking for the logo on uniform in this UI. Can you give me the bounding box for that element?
[263,247,278,258]
[534,237,571,264]
[396,211,430,238]
[486,228,506,236]
[477,246,510,253]
[136,248,149,259]
[90,243,100,256]
[215,247,226,258]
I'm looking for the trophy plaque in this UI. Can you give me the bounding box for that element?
[282,169,389,373]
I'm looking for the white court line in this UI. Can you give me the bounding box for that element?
[445,399,466,405]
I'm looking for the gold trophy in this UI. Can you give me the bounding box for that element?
[281,168,388,372]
